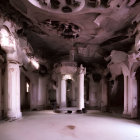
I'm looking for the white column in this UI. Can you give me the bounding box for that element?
[128,76,138,118]
[37,76,47,110]
[5,61,22,120]
[101,78,108,111]
[71,81,76,106]
[60,78,66,107]
[77,65,86,110]
[123,75,128,116]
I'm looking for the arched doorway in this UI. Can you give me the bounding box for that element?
[136,67,140,118]
[20,73,31,111]
[110,74,124,114]
[66,79,72,107]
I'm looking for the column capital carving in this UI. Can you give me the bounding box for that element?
[0,27,16,54]
[77,64,86,75]
[7,60,21,65]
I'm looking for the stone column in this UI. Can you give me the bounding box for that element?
[71,81,76,106]
[37,76,47,110]
[101,78,108,112]
[128,76,138,118]
[77,65,86,110]
[56,75,61,107]
[123,75,129,116]
[60,76,66,107]
[5,61,22,120]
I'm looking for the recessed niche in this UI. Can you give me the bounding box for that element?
[50,0,60,9]
[62,6,72,13]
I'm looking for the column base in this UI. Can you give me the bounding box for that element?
[7,111,22,121]
[123,111,131,118]
[76,108,87,114]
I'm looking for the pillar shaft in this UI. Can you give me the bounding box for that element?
[123,75,128,115]
[123,75,138,118]
[60,78,66,107]
[5,62,22,119]
[57,76,61,106]
[128,77,137,118]
[78,72,85,110]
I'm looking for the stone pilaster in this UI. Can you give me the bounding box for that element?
[5,61,22,120]
[60,76,66,107]
[77,65,86,110]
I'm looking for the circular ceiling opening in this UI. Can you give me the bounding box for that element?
[28,0,85,14]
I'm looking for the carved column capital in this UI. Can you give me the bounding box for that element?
[77,64,86,75]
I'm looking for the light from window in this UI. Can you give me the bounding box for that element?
[26,82,30,93]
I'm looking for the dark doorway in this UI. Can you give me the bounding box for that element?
[110,74,124,114]
[21,75,30,111]
[136,67,140,118]
[66,79,72,107]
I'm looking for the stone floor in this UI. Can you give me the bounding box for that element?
[0,110,140,140]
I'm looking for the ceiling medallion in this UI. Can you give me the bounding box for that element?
[28,0,85,14]
[40,19,80,39]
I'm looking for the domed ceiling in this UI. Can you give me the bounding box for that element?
[0,0,140,69]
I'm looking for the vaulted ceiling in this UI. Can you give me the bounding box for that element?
[0,0,140,69]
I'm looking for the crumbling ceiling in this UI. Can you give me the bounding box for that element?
[0,0,140,68]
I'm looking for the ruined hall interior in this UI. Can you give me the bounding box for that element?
[0,0,140,140]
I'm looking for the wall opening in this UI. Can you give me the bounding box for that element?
[110,74,124,114]
[20,73,30,111]
[66,79,72,107]
[136,67,140,118]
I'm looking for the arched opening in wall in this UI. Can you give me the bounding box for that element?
[20,73,31,111]
[136,67,140,118]
[110,74,124,114]
[66,79,72,107]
